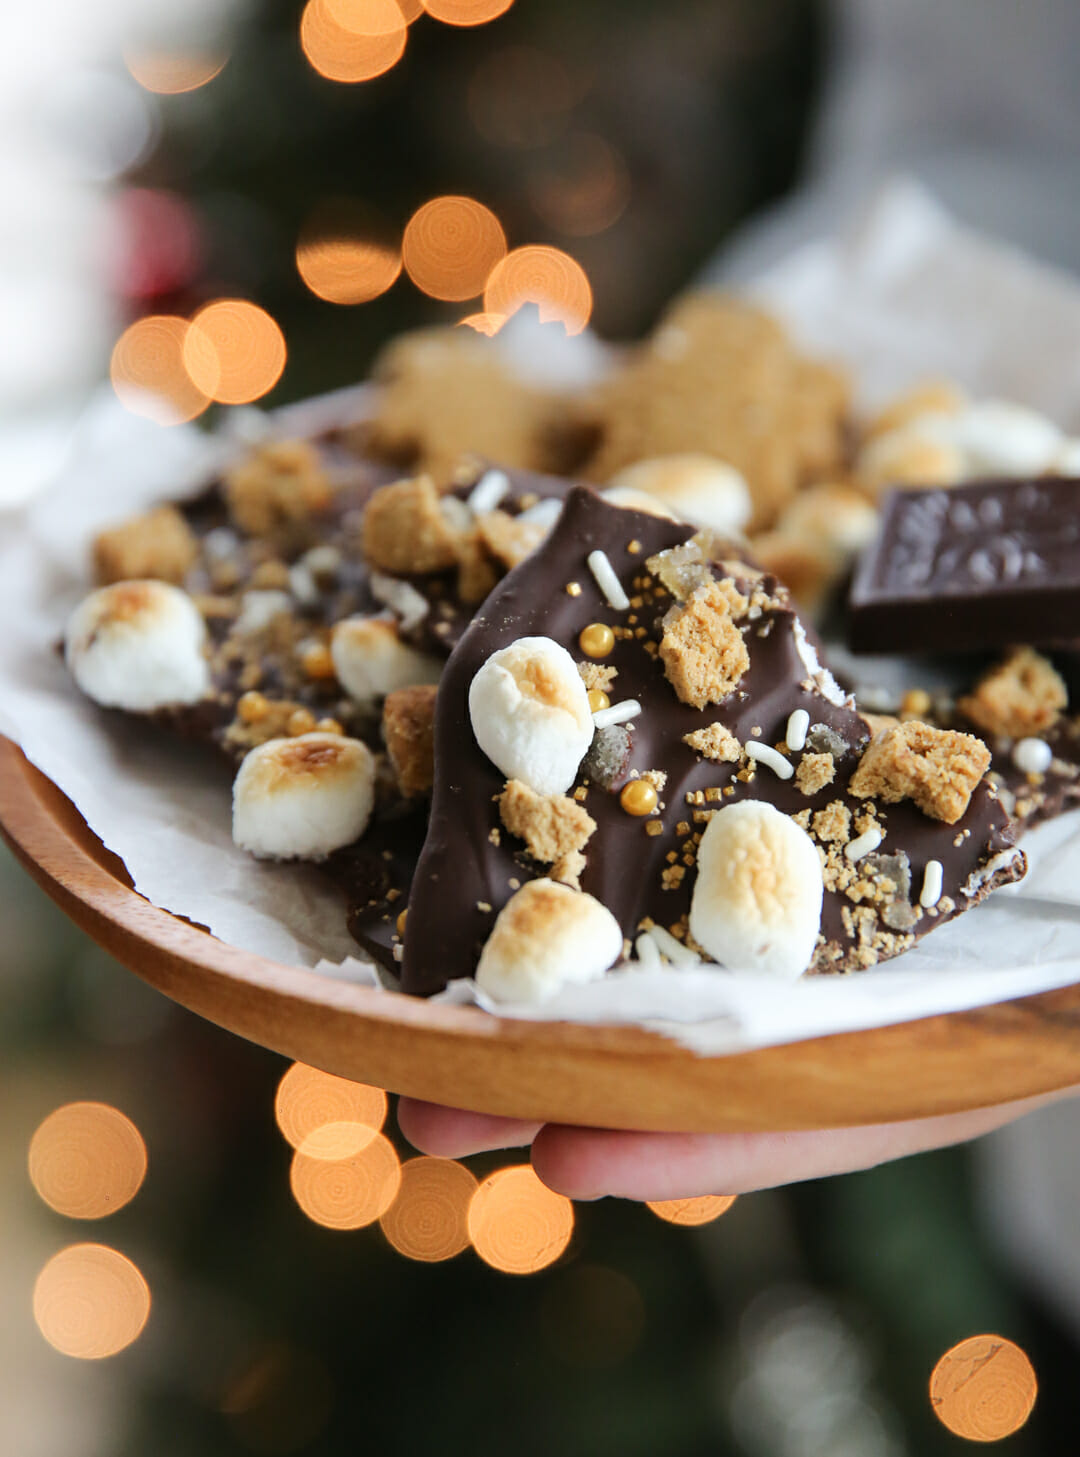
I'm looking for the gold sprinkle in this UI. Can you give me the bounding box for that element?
[396,909,408,937]
[573,786,589,802]
[238,691,269,724]
[627,539,642,554]
[645,821,664,837]
[621,780,659,816]
[587,688,610,713]
[566,582,582,597]
[676,821,691,836]
[287,708,317,736]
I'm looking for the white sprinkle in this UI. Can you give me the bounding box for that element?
[744,742,794,780]
[592,699,642,729]
[644,925,699,969]
[587,549,631,611]
[920,859,944,908]
[1013,736,1053,775]
[289,562,319,605]
[845,827,883,862]
[393,943,404,962]
[370,572,430,632]
[517,497,564,530]
[467,468,510,516]
[786,709,809,751]
[635,933,662,971]
[234,590,292,636]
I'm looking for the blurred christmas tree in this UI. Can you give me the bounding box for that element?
[122,0,826,403]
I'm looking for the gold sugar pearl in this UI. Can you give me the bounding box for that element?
[396,908,408,937]
[620,780,658,817]
[315,717,344,735]
[237,690,269,724]
[900,687,931,718]
[587,688,610,713]
[301,643,336,681]
[579,623,615,658]
[287,708,317,736]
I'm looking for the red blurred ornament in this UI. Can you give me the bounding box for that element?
[112,188,204,303]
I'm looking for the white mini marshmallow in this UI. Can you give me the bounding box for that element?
[468,636,594,795]
[689,800,823,979]
[951,399,1062,475]
[331,616,441,704]
[606,454,752,534]
[475,879,622,1003]
[232,732,375,860]
[1052,439,1080,475]
[65,580,210,712]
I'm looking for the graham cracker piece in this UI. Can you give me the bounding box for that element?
[224,440,332,537]
[498,779,596,883]
[659,581,749,709]
[957,648,1067,740]
[382,685,438,798]
[362,475,460,575]
[92,506,198,586]
[849,721,991,824]
[795,751,836,796]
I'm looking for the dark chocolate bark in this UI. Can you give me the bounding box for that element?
[403,488,1025,996]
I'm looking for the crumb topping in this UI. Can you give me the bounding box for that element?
[362,475,461,574]
[498,779,596,885]
[683,722,742,763]
[224,440,332,537]
[795,751,836,795]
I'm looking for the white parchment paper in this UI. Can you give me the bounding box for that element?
[3,180,1080,1055]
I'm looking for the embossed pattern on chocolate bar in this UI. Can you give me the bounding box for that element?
[849,478,1080,654]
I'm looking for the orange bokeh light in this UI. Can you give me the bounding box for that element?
[467,1165,574,1274]
[290,1132,401,1229]
[422,0,514,26]
[483,245,593,336]
[29,1103,147,1220]
[380,1157,478,1262]
[529,134,631,237]
[124,50,228,95]
[183,299,286,405]
[274,1063,387,1156]
[110,315,210,426]
[402,196,507,302]
[457,311,508,337]
[296,200,401,304]
[395,0,425,18]
[300,0,407,84]
[930,1335,1037,1441]
[33,1244,150,1360]
[646,1195,737,1227]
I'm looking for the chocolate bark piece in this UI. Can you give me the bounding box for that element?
[402,488,1025,996]
[848,478,1080,656]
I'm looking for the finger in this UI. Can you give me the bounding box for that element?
[531,1089,1072,1200]
[397,1097,542,1158]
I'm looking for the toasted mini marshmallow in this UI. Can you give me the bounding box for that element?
[605,455,752,534]
[232,732,375,860]
[468,636,594,796]
[689,800,823,979]
[65,580,210,712]
[475,878,622,1002]
[331,616,442,705]
[775,482,880,559]
[600,486,680,521]
[855,424,966,495]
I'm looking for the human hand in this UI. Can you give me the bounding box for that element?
[397,1088,1076,1200]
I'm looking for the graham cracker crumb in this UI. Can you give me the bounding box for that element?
[849,721,990,824]
[382,684,438,797]
[475,509,546,570]
[578,662,618,692]
[860,712,900,737]
[640,769,667,793]
[683,722,742,763]
[92,506,198,586]
[796,751,836,795]
[362,474,460,575]
[659,581,750,708]
[812,800,851,844]
[454,528,499,605]
[957,647,1067,739]
[499,779,596,877]
[551,850,587,888]
[224,440,332,537]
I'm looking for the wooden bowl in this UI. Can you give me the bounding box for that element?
[3,735,1079,1132]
